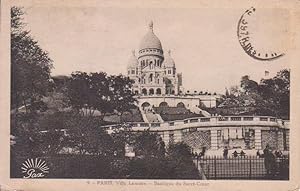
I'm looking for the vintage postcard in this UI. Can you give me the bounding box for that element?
[0,0,300,191]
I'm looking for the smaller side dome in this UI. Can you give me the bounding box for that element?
[127,50,138,68]
[163,50,175,67]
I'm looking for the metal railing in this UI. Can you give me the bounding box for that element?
[194,156,289,180]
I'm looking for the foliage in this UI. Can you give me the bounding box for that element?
[11,7,53,113]
[168,142,193,161]
[109,123,136,157]
[11,114,201,179]
[67,72,136,120]
[133,130,165,158]
[62,115,113,155]
[259,69,290,118]
[40,75,71,113]
[11,112,72,157]
[11,113,42,157]
[119,142,200,179]
[42,91,70,113]
[220,69,290,119]
[11,155,112,178]
[67,72,110,117]
[11,111,118,157]
[109,75,136,121]
[166,142,200,179]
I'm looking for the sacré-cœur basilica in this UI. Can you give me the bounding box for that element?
[105,21,290,156]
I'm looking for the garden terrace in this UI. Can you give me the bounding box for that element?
[103,108,144,123]
[153,106,204,121]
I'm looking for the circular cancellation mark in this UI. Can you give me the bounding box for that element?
[237,7,285,61]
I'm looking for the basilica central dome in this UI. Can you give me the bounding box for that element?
[139,21,163,51]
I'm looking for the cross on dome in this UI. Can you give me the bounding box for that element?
[148,20,153,30]
[139,20,162,51]
[164,49,175,67]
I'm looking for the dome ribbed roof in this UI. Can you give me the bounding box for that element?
[139,21,162,51]
[127,50,138,68]
[163,50,175,67]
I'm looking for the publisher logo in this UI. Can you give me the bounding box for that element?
[21,158,49,178]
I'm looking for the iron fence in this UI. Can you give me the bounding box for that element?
[195,156,289,180]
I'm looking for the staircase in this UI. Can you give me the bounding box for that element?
[190,106,211,117]
[145,112,161,123]
[138,106,163,123]
[140,109,149,123]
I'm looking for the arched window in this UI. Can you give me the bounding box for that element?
[159,102,169,107]
[141,102,151,108]
[149,73,153,82]
[156,88,161,95]
[149,88,154,95]
[142,88,147,95]
[177,102,185,108]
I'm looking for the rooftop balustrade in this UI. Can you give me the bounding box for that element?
[100,116,288,131]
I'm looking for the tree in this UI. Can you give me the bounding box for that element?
[67,71,112,118]
[11,111,74,157]
[41,75,71,114]
[109,74,137,122]
[64,116,114,155]
[42,91,70,114]
[11,7,53,113]
[133,130,165,158]
[67,72,137,121]
[110,123,136,157]
[240,75,259,94]
[11,112,42,157]
[166,142,200,179]
[168,142,193,160]
[219,70,290,119]
[228,85,240,98]
[259,69,290,118]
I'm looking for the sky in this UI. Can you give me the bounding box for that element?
[23,5,290,94]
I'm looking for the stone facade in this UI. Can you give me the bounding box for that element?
[182,130,211,151]
[261,130,280,150]
[137,95,217,109]
[105,116,290,152]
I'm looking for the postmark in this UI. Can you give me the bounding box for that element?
[237,7,285,61]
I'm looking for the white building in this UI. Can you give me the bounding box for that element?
[127,21,182,96]
[126,21,218,108]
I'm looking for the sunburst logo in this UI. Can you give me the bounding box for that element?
[21,158,49,178]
